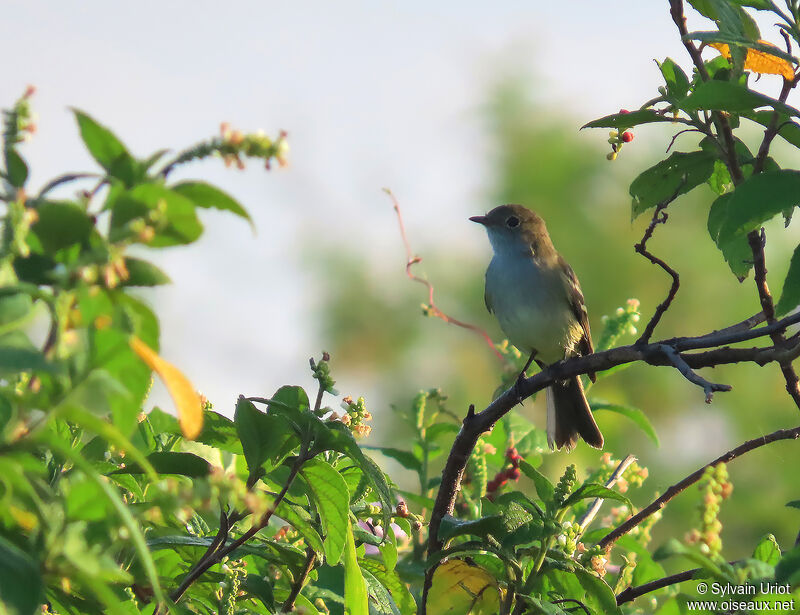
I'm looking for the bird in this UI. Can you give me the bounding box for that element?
[470,204,603,450]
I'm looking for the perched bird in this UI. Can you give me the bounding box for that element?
[470,204,603,450]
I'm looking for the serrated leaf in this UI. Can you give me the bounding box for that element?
[520,460,555,503]
[753,534,781,566]
[629,150,716,218]
[437,514,505,543]
[582,109,676,131]
[562,482,633,510]
[776,244,800,316]
[301,458,349,565]
[73,110,141,184]
[343,519,369,615]
[110,451,211,477]
[659,58,690,99]
[130,336,202,439]
[172,181,252,224]
[235,397,296,475]
[591,401,660,446]
[681,80,800,116]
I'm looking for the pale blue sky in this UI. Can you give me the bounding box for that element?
[4,2,792,414]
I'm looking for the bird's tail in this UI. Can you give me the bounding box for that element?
[546,377,604,450]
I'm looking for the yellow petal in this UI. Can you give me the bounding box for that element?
[710,41,795,80]
[130,336,203,439]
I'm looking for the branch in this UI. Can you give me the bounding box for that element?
[616,567,700,605]
[634,180,685,344]
[169,446,309,604]
[282,547,317,611]
[420,309,800,612]
[660,345,731,402]
[597,425,800,550]
[579,455,637,532]
[385,188,503,361]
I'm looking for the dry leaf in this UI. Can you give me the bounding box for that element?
[130,336,203,439]
[710,41,795,80]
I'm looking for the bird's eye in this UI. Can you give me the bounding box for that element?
[506,216,520,228]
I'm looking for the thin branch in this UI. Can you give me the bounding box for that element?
[660,345,731,402]
[579,455,637,532]
[282,547,317,612]
[616,567,700,605]
[420,309,800,612]
[385,188,503,361]
[169,446,309,604]
[597,425,800,550]
[634,180,686,344]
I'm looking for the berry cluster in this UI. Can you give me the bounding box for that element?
[686,463,732,557]
[606,109,635,161]
[486,447,523,496]
[328,395,373,438]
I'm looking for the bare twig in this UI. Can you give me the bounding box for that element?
[660,345,731,402]
[282,547,317,611]
[579,455,637,532]
[385,188,503,361]
[597,425,800,550]
[616,567,700,605]
[634,180,686,344]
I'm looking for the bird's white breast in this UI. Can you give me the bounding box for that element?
[486,253,581,364]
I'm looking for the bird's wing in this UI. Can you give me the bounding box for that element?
[484,271,493,314]
[558,255,593,357]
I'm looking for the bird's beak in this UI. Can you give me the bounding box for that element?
[469,215,488,225]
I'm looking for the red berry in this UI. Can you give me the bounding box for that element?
[621,131,634,143]
[507,467,521,480]
[619,108,630,114]
[486,480,497,492]
[505,447,518,461]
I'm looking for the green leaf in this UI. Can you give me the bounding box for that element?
[753,534,781,566]
[562,482,633,510]
[343,520,369,615]
[364,446,422,474]
[65,472,111,521]
[681,80,800,116]
[242,574,275,610]
[582,109,677,131]
[775,547,800,585]
[0,535,44,615]
[520,460,555,503]
[5,149,28,188]
[234,397,297,475]
[574,567,622,614]
[437,514,505,543]
[708,192,754,279]
[743,111,800,149]
[710,170,800,250]
[659,58,690,99]
[110,183,203,247]
[121,257,171,286]
[787,500,800,510]
[776,244,800,316]
[171,181,252,224]
[111,451,211,476]
[301,458,350,565]
[591,401,660,446]
[275,500,325,559]
[359,559,416,615]
[31,201,94,254]
[0,331,55,373]
[629,150,716,219]
[708,159,732,195]
[72,110,141,184]
[147,535,307,571]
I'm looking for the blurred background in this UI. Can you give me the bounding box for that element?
[5,0,800,560]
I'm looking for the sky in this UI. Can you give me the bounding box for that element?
[4,1,789,415]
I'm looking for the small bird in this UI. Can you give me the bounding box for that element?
[470,204,603,450]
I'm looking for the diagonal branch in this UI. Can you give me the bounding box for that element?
[578,455,637,532]
[660,345,731,402]
[597,425,800,550]
[386,188,503,360]
[616,567,700,605]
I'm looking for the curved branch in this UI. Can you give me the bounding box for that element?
[616,567,700,605]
